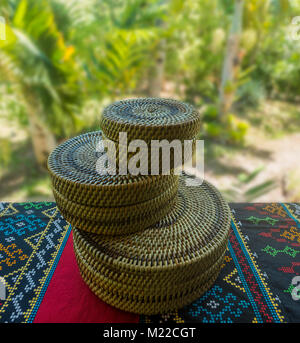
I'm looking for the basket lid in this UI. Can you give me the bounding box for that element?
[101,98,201,143]
[48,131,177,208]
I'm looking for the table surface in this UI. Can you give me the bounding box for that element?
[0,202,299,323]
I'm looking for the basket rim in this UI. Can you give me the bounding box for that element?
[72,178,231,270]
[100,97,202,145]
[47,131,176,190]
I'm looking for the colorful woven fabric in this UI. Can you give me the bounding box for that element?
[142,203,300,323]
[0,202,300,322]
[0,202,70,322]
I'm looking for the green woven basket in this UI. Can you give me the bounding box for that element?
[48,131,178,208]
[75,251,223,315]
[72,176,231,314]
[54,189,178,235]
[73,237,226,290]
[102,131,196,175]
[74,242,225,315]
[101,98,201,143]
[52,180,178,221]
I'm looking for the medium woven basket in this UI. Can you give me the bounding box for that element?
[48,131,178,208]
[54,190,177,235]
[102,131,196,174]
[48,131,180,234]
[72,176,231,314]
[52,181,178,221]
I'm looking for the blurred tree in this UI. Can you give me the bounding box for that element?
[0,0,81,167]
[219,0,244,118]
[223,166,276,202]
[240,0,292,101]
[146,0,168,97]
[165,0,228,104]
[83,0,166,99]
[147,25,166,97]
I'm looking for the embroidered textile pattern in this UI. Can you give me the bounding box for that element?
[0,202,299,323]
[142,203,300,323]
[0,203,70,323]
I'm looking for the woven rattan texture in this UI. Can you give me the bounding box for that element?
[102,131,196,174]
[53,186,178,235]
[101,98,201,143]
[72,176,231,314]
[48,131,178,207]
[73,239,226,290]
[53,181,178,221]
[74,242,225,314]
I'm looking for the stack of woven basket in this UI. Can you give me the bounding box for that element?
[48,98,231,315]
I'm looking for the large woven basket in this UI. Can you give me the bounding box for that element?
[72,176,231,314]
[74,243,225,315]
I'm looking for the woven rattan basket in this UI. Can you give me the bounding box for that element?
[48,97,230,315]
[72,176,231,314]
[101,98,200,173]
[55,191,177,235]
[48,131,179,234]
[48,131,178,208]
[101,98,201,143]
[52,180,178,221]
[102,132,196,174]
[74,243,225,314]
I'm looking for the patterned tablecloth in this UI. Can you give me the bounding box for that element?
[0,202,299,323]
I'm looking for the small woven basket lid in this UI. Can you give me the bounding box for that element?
[47,131,177,207]
[101,98,201,143]
[72,175,231,314]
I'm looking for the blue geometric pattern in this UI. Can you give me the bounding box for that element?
[188,285,250,323]
[0,214,46,237]
[142,203,300,323]
[0,203,70,323]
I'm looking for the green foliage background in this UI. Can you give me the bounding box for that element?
[0,0,299,201]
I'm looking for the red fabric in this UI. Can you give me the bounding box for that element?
[34,232,139,323]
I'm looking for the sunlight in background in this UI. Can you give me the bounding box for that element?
[0,0,299,202]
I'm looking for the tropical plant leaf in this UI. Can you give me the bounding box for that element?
[244,180,276,202]
[237,166,264,183]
